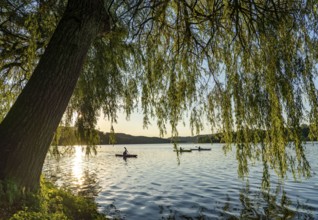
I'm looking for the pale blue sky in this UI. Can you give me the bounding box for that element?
[97,75,318,137]
[97,111,210,137]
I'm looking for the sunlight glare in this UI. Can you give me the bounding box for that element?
[72,145,84,185]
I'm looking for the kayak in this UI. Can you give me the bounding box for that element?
[173,149,192,152]
[115,154,137,158]
[190,148,211,151]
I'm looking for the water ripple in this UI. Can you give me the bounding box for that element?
[43,143,318,219]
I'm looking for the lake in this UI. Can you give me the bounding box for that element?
[43,143,318,219]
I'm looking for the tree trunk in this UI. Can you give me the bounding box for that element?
[0,0,109,191]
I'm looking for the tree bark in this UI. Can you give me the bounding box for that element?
[0,0,109,191]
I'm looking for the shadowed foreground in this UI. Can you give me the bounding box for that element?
[0,178,106,220]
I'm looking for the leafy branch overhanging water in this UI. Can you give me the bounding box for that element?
[0,0,318,190]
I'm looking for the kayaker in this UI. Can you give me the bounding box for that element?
[198,146,201,150]
[123,147,128,156]
[180,147,183,151]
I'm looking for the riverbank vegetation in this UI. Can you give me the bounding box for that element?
[0,178,106,220]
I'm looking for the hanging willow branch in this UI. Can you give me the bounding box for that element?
[1,0,317,186]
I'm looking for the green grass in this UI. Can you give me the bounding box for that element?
[0,177,107,220]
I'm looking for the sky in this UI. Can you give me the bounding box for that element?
[96,110,210,137]
[96,77,318,138]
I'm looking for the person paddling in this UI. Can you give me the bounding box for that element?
[123,147,128,156]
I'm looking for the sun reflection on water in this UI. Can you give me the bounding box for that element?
[72,145,84,185]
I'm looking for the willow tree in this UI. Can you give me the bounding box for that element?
[1,0,318,190]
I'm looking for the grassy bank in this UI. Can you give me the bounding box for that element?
[0,178,106,220]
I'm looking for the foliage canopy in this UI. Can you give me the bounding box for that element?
[1,0,318,185]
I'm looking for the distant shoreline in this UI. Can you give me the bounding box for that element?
[55,125,316,145]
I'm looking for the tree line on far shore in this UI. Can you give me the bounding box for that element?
[198,124,316,143]
[52,124,316,146]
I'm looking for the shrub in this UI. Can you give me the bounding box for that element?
[0,177,107,220]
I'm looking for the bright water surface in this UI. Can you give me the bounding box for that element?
[43,143,318,219]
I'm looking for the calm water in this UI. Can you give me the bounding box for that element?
[43,143,318,219]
